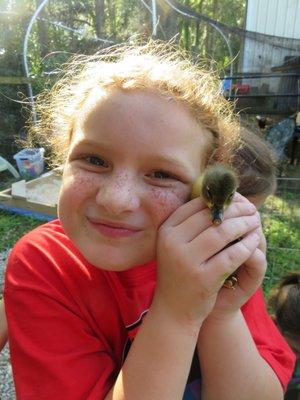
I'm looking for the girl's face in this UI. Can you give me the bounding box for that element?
[58,89,211,270]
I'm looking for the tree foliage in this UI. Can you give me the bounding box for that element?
[1,0,246,78]
[0,0,246,159]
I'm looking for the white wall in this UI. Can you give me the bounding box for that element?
[245,0,300,39]
[242,0,300,92]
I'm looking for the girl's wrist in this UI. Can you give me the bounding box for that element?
[150,295,204,340]
[202,308,242,328]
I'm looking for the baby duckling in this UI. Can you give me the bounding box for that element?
[191,164,238,225]
[191,164,239,289]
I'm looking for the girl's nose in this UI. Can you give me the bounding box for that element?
[95,173,141,215]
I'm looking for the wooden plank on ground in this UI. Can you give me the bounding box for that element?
[0,170,61,217]
[0,192,57,217]
[11,180,26,199]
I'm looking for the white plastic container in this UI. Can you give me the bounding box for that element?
[13,148,45,179]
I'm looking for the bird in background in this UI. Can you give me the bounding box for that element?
[191,163,239,289]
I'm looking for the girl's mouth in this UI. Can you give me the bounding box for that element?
[87,218,142,238]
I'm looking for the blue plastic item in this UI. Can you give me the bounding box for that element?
[0,204,55,221]
[13,148,45,179]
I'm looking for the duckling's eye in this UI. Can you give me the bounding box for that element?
[85,156,109,168]
[206,186,212,198]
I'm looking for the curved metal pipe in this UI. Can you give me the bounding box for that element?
[23,0,49,124]
[151,0,158,37]
[162,0,234,92]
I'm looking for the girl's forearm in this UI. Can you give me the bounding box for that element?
[0,299,8,351]
[105,300,201,400]
[197,310,283,400]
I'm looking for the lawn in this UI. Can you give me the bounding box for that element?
[0,210,42,252]
[261,186,300,297]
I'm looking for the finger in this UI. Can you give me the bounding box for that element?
[233,191,245,201]
[223,199,257,221]
[172,201,257,243]
[201,230,261,290]
[217,227,266,300]
[234,249,266,298]
[163,190,253,229]
[240,239,267,282]
[188,212,261,261]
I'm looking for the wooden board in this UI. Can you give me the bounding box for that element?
[11,180,26,199]
[0,170,62,217]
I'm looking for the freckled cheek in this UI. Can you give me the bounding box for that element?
[59,169,100,208]
[148,187,189,225]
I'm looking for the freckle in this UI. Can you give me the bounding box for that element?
[114,174,133,196]
[64,172,96,196]
[149,188,187,221]
[78,175,93,188]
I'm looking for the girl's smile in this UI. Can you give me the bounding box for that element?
[58,88,212,270]
[87,217,143,238]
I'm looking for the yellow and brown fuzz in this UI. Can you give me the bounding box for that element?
[191,164,239,289]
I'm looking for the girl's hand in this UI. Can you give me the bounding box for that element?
[206,201,267,321]
[153,193,261,329]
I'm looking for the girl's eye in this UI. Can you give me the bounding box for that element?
[152,171,175,180]
[85,156,108,168]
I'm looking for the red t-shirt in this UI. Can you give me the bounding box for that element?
[4,220,295,399]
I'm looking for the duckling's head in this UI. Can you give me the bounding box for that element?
[193,164,238,225]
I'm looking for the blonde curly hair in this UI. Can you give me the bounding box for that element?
[26,40,240,168]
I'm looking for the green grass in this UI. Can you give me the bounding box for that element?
[261,193,300,297]
[0,173,46,251]
[0,211,43,252]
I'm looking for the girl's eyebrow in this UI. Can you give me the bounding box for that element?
[70,139,115,155]
[71,139,109,150]
[149,153,194,174]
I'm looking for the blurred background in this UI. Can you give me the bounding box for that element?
[0,0,299,161]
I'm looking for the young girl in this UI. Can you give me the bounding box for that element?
[4,41,295,399]
[0,128,276,354]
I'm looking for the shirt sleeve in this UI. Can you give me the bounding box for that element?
[242,288,296,391]
[4,234,118,400]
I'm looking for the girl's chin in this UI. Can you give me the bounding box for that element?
[65,226,156,270]
[78,245,153,271]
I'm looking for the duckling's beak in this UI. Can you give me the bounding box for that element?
[211,206,224,225]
